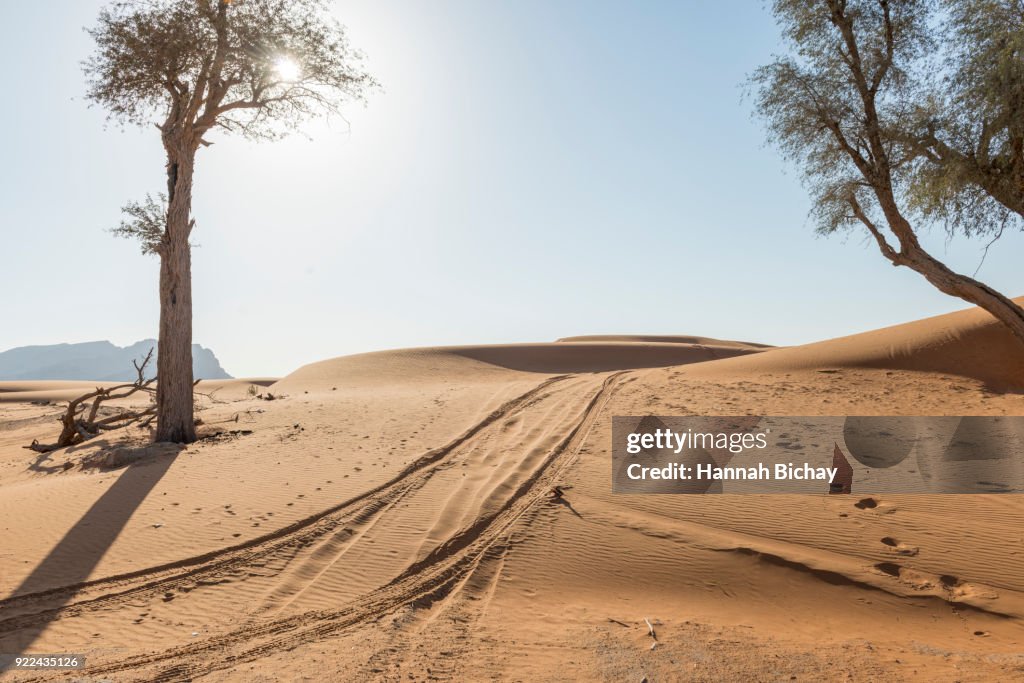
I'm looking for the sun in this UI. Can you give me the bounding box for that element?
[273,56,302,82]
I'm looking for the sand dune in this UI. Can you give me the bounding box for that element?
[0,380,129,405]
[1,304,1023,681]
[0,378,277,404]
[688,296,1024,390]
[557,334,772,349]
[275,341,762,391]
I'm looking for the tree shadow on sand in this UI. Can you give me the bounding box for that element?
[0,443,183,656]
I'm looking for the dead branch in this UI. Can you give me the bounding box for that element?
[24,349,162,454]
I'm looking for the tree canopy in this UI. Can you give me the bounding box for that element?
[750,0,932,240]
[84,0,377,143]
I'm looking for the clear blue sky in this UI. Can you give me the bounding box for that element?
[1,1,1021,377]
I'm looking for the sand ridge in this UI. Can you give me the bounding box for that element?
[684,296,1024,390]
[556,334,773,349]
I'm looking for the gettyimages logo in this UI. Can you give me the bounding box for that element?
[611,416,1024,494]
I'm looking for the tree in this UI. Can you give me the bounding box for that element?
[85,0,376,442]
[751,0,1024,346]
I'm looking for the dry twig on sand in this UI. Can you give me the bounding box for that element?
[644,617,659,650]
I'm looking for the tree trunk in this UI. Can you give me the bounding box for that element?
[904,248,1024,347]
[155,143,197,444]
[873,205,1024,348]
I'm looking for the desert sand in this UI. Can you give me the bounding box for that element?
[1,301,1023,682]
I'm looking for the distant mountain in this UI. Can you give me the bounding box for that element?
[0,339,232,381]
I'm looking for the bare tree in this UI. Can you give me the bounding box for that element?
[85,0,376,442]
[751,0,1024,346]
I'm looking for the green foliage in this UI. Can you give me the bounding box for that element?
[750,0,931,237]
[904,0,1024,237]
[751,0,1024,241]
[111,193,167,255]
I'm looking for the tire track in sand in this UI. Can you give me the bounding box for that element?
[0,374,572,633]
[52,371,624,682]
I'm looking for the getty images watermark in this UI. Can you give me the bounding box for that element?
[611,416,1024,494]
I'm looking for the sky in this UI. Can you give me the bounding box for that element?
[1,1,1021,378]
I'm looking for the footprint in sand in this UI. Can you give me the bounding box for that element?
[880,537,919,556]
[874,562,902,577]
[939,574,961,588]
